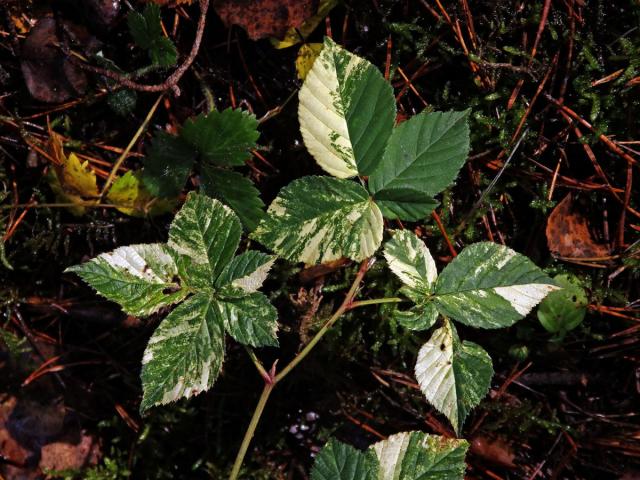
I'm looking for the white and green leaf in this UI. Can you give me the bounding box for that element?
[65,243,186,317]
[384,230,437,293]
[252,176,383,264]
[217,289,279,347]
[216,251,275,293]
[140,293,225,411]
[311,431,468,480]
[415,319,493,434]
[433,242,558,328]
[394,302,438,331]
[368,111,470,221]
[298,37,395,178]
[168,192,242,288]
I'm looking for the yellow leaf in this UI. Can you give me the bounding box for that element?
[107,171,176,217]
[295,43,323,80]
[271,0,338,49]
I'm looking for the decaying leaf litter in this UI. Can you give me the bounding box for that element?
[0,0,639,479]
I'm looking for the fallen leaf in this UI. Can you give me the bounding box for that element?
[107,171,177,217]
[295,43,323,80]
[546,193,610,259]
[271,0,337,49]
[20,18,87,103]
[47,133,99,216]
[214,0,317,40]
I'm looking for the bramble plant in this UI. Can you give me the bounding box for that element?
[67,38,558,479]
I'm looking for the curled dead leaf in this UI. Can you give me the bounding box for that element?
[214,0,317,40]
[546,193,610,259]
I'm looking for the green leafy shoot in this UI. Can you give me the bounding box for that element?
[254,38,471,264]
[141,108,263,230]
[311,432,469,480]
[127,4,177,68]
[66,192,278,411]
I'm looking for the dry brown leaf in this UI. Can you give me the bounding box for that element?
[214,0,317,40]
[469,435,517,468]
[546,193,610,259]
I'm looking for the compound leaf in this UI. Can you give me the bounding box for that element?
[65,243,186,317]
[168,192,242,288]
[252,176,383,264]
[140,293,225,411]
[298,37,395,178]
[433,242,558,328]
[200,166,265,231]
[217,289,279,347]
[368,111,470,221]
[181,108,259,167]
[384,230,438,294]
[415,320,493,434]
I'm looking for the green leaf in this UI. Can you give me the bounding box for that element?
[415,320,493,434]
[127,4,177,67]
[298,37,395,178]
[312,432,469,480]
[216,251,275,293]
[168,192,242,288]
[140,293,225,411]
[384,230,438,293]
[537,274,587,336]
[394,302,438,331]
[181,109,259,167]
[142,131,196,197]
[65,243,187,317]
[252,176,383,264]
[217,289,278,347]
[200,166,265,231]
[433,242,558,328]
[368,111,470,221]
[373,188,439,221]
[311,439,377,480]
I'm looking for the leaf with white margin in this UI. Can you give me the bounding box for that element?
[251,176,383,264]
[140,293,225,411]
[368,111,469,221]
[311,438,377,480]
[372,431,468,479]
[383,230,437,293]
[311,431,468,480]
[298,37,395,178]
[65,243,187,317]
[433,242,558,329]
[168,192,242,288]
[215,251,275,293]
[415,319,493,434]
[217,288,279,347]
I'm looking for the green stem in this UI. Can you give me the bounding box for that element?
[228,382,274,480]
[229,259,373,479]
[348,297,404,309]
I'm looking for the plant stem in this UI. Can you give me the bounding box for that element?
[348,297,404,309]
[228,382,274,480]
[229,258,373,479]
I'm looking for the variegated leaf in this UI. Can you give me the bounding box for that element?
[65,243,186,317]
[433,242,558,328]
[217,288,279,347]
[252,176,383,264]
[384,230,437,293]
[216,251,275,293]
[311,431,468,480]
[415,319,493,434]
[372,431,468,479]
[298,37,395,178]
[168,192,242,288]
[394,302,438,331]
[140,293,225,411]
